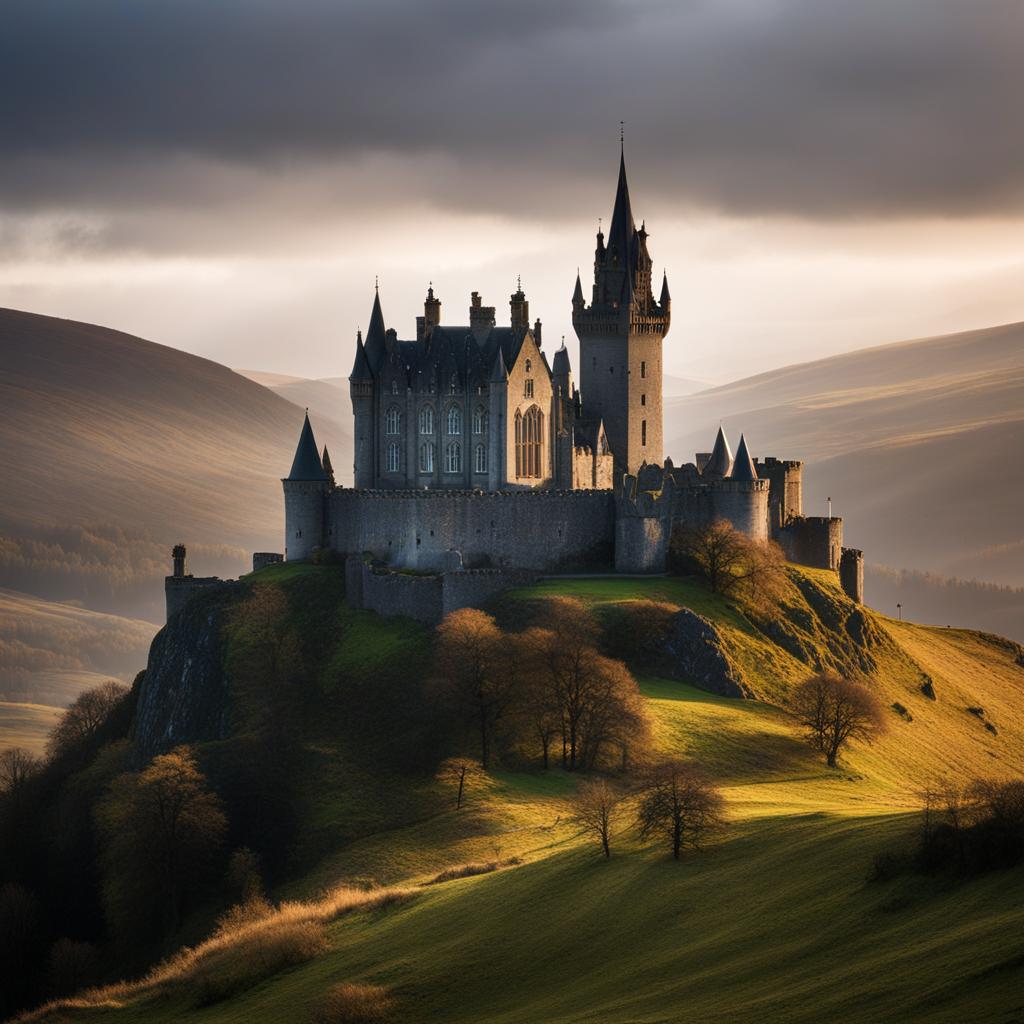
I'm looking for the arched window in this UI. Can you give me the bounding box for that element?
[391,380,399,395]
[385,406,401,435]
[473,406,486,435]
[449,373,459,394]
[418,406,434,435]
[418,441,435,473]
[515,405,544,479]
[386,442,401,473]
[474,443,487,474]
[445,441,461,474]
[446,404,462,435]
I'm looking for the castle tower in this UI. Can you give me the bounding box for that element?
[350,289,383,488]
[282,412,329,560]
[510,281,529,341]
[572,145,670,479]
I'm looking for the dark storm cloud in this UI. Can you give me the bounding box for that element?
[1,0,1021,223]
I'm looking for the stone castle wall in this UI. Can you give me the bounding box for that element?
[165,575,223,621]
[777,516,843,571]
[327,487,615,572]
[840,547,864,604]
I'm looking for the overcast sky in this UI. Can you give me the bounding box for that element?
[2,0,1022,382]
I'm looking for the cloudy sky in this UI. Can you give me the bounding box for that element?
[1,0,1022,382]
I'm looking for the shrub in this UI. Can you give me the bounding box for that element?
[311,982,396,1024]
[426,858,521,885]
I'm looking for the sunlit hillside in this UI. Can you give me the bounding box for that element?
[21,565,1024,1024]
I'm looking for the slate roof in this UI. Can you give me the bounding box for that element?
[704,426,734,478]
[287,412,328,481]
[730,434,758,481]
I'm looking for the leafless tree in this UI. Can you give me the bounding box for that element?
[45,680,128,761]
[0,747,40,795]
[792,673,886,767]
[440,758,476,809]
[573,778,624,858]
[636,760,725,860]
[433,608,518,769]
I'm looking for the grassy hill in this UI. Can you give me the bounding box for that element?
[22,564,1024,1024]
[0,308,350,623]
[665,321,1024,625]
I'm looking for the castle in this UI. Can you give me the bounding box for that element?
[169,145,864,624]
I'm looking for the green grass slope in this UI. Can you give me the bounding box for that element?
[30,566,1024,1024]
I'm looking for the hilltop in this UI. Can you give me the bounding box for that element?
[10,562,1023,1024]
[665,322,1024,635]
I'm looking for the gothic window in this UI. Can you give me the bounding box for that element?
[474,443,487,474]
[473,406,486,434]
[386,442,400,473]
[524,379,534,399]
[385,406,401,435]
[641,419,647,446]
[525,358,532,372]
[419,406,434,435]
[445,441,462,474]
[449,373,458,394]
[515,405,544,479]
[446,404,462,435]
[391,380,399,395]
[418,441,435,473]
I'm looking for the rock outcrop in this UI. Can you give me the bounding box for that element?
[662,609,753,699]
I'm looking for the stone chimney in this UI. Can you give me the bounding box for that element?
[510,281,529,340]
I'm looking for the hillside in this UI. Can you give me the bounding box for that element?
[0,308,351,622]
[16,564,1024,1024]
[665,322,1024,609]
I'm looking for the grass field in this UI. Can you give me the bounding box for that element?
[23,568,1024,1024]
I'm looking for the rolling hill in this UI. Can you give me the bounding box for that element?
[0,307,352,622]
[16,564,1024,1024]
[665,321,1024,634]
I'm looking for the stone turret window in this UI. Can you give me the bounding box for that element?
[419,406,435,435]
[515,405,544,478]
[641,420,647,446]
[385,406,401,435]
[445,441,462,474]
[473,406,486,434]
[419,441,435,473]
[474,443,487,473]
[386,442,401,473]
[641,361,647,379]
[524,379,534,399]
[446,404,462,435]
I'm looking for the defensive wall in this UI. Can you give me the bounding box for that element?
[326,487,616,572]
[345,554,538,626]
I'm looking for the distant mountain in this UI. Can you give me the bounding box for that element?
[0,308,351,621]
[666,322,1024,593]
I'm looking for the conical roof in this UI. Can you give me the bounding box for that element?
[608,147,636,261]
[321,445,335,482]
[489,346,508,383]
[287,412,328,481]
[730,434,757,481]
[660,270,671,306]
[349,331,372,381]
[704,426,733,477]
[572,271,585,306]
[363,287,387,371]
[552,340,571,377]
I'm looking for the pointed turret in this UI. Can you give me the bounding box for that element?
[321,445,336,486]
[730,434,757,481]
[287,412,328,481]
[660,270,671,311]
[349,329,372,381]
[363,287,387,371]
[552,339,571,378]
[607,147,636,264]
[572,271,585,310]
[704,426,734,478]
[490,347,508,383]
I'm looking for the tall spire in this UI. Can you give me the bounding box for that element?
[349,329,372,381]
[705,426,734,478]
[730,434,757,481]
[660,269,671,309]
[363,287,387,371]
[286,412,328,481]
[572,270,585,308]
[607,146,636,263]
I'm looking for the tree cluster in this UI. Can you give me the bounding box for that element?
[573,761,725,860]
[431,599,651,772]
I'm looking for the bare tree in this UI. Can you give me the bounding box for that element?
[792,673,886,767]
[46,680,128,761]
[0,747,40,795]
[573,779,624,858]
[670,519,786,603]
[433,608,517,770]
[636,760,725,860]
[521,598,650,771]
[439,758,476,809]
